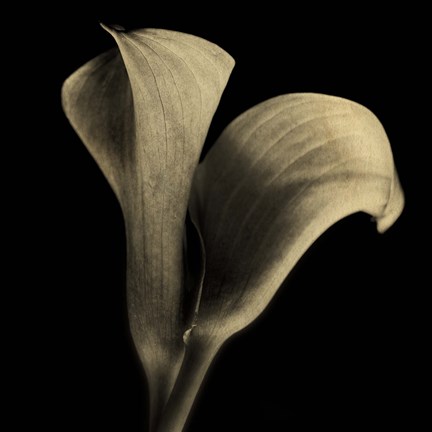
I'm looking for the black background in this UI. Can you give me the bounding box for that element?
[17,3,427,431]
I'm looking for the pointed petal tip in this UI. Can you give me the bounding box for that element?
[100,24,235,78]
[100,22,126,35]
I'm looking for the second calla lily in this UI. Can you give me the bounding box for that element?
[62,25,404,432]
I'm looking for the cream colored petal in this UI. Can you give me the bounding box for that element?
[190,93,404,342]
[61,25,234,426]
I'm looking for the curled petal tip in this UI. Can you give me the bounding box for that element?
[376,171,405,233]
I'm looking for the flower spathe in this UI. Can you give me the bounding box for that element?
[62,25,404,432]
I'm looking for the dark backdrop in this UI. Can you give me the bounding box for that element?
[21,4,426,431]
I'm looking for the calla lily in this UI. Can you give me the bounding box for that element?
[62,24,234,429]
[62,26,404,432]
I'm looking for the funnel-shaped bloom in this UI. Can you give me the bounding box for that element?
[189,93,404,342]
[62,25,234,428]
[62,27,403,432]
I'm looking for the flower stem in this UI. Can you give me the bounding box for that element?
[146,360,182,432]
[155,337,222,432]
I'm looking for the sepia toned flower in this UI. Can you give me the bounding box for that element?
[62,25,404,432]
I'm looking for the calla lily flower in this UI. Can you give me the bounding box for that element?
[62,25,404,432]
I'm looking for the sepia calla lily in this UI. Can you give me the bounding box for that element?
[62,24,234,429]
[62,25,404,432]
